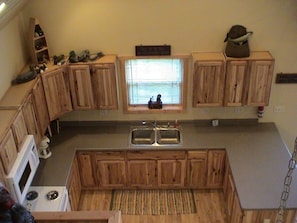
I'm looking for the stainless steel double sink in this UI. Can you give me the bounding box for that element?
[130,126,182,146]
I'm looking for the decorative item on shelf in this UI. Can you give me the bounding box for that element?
[224,25,253,58]
[11,65,37,85]
[53,54,65,65]
[68,50,104,63]
[28,18,51,64]
[148,94,162,109]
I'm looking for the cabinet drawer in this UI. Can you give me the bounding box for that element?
[127,150,186,160]
[188,150,207,159]
[95,151,125,160]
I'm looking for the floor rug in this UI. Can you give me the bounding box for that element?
[110,189,197,215]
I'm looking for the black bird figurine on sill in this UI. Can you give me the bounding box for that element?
[148,94,162,109]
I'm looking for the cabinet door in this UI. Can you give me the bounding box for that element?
[246,60,274,106]
[127,160,156,188]
[206,150,226,188]
[11,110,28,151]
[22,94,41,144]
[0,129,18,174]
[157,159,186,188]
[31,76,50,135]
[77,152,96,188]
[226,174,235,217]
[96,160,126,188]
[42,68,72,121]
[224,60,248,106]
[68,65,95,110]
[192,61,225,107]
[187,151,207,188]
[67,156,81,211]
[231,192,243,223]
[91,64,118,109]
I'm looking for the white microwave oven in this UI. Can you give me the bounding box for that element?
[6,135,40,203]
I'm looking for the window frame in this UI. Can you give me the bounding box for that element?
[120,55,189,113]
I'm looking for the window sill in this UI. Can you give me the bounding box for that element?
[124,105,185,113]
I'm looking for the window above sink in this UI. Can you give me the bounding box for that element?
[119,55,190,113]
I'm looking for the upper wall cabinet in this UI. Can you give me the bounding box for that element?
[68,55,118,110]
[68,65,95,110]
[192,52,226,107]
[31,76,50,136]
[224,51,274,107]
[41,67,73,121]
[91,60,118,110]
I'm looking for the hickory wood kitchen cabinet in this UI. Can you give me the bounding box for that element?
[192,51,274,107]
[68,65,95,110]
[223,158,243,222]
[68,55,118,111]
[22,94,42,144]
[187,150,207,188]
[0,129,18,175]
[95,151,126,188]
[224,51,274,107]
[91,63,118,110]
[67,156,81,211]
[10,110,28,151]
[41,67,73,121]
[206,149,226,188]
[31,76,50,135]
[127,150,187,188]
[192,52,226,107]
[75,149,225,190]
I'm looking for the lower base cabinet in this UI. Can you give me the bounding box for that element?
[95,151,126,188]
[207,150,226,188]
[127,160,156,188]
[73,149,297,223]
[187,150,207,188]
[67,156,81,211]
[157,159,186,188]
[77,152,97,188]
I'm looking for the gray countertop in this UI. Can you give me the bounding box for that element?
[32,121,297,210]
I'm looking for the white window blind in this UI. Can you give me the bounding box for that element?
[125,58,183,105]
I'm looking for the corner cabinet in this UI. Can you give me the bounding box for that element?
[192,52,226,107]
[187,150,207,188]
[41,67,72,121]
[224,51,274,107]
[206,149,226,188]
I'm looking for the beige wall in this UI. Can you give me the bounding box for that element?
[2,0,297,151]
[0,14,28,98]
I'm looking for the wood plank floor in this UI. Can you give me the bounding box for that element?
[79,189,228,223]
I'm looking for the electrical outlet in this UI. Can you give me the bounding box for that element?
[273,106,285,113]
[263,219,270,223]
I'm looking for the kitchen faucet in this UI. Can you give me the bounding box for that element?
[142,120,157,128]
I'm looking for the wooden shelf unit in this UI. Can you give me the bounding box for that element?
[28,17,50,64]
